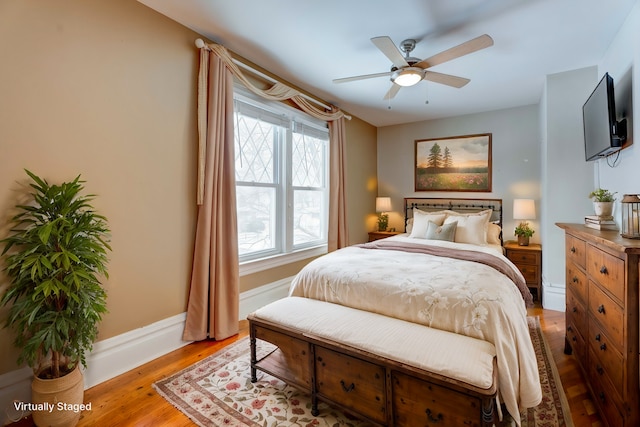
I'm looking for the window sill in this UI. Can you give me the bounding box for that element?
[239,245,327,276]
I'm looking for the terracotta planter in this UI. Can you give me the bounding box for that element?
[517,235,530,246]
[31,364,84,427]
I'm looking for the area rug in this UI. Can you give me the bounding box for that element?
[154,316,573,426]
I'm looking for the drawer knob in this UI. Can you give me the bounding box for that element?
[597,365,604,375]
[595,334,601,341]
[572,307,577,313]
[570,246,576,253]
[340,380,355,393]
[600,343,607,351]
[599,265,608,275]
[599,392,606,402]
[426,408,444,423]
[567,325,573,332]
[572,276,579,283]
[597,305,605,314]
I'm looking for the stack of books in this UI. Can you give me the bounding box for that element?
[585,215,618,230]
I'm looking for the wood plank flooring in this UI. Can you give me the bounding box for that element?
[10,307,603,426]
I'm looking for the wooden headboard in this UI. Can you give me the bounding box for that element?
[404,197,503,241]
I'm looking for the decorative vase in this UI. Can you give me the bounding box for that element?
[31,364,84,427]
[517,235,530,246]
[593,201,614,217]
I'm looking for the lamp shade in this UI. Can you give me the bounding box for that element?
[376,197,392,213]
[513,199,536,220]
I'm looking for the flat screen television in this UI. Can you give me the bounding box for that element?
[583,72,627,161]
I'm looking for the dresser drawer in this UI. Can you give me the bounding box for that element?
[566,319,586,366]
[588,282,624,350]
[315,347,386,423]
[566,262,587,304]
[566,290,587,337]
[586,245,625,303]
[392,371,482,427]
[589,317,624,393]
[566,235,586,269]
[588,349,625,427]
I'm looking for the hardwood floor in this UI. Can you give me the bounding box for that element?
[11,308,603,427]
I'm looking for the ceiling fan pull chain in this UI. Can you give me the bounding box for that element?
[425,81,429,105]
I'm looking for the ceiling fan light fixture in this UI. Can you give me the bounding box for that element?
[391,67,424,87]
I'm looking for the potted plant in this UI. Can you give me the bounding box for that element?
[514,221,535,246]
[589,188,617,217]
[0,170,110,427]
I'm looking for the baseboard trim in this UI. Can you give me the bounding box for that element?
[542,280,566,312]
[0,278,292,423]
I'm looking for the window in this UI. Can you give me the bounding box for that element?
[234,91,329,265]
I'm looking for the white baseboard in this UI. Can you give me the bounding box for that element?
[0,277,291,424]
[542,280,566,312]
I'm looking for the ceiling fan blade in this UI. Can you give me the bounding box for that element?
[333,71,392,84]
[383,84,402,100]
[415,34,494,69]
[424,71,470,88]
[371,36,409,68]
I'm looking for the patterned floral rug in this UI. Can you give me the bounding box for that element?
[154,316,573,427]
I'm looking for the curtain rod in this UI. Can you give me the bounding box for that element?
[195,38,333,112]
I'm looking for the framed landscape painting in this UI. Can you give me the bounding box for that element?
[415,133,492,192]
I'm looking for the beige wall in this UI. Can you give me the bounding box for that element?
[0,0,377,376]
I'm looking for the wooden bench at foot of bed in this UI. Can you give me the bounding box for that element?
[247,297,499,427]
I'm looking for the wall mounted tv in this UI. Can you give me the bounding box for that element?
[583,72,627,161]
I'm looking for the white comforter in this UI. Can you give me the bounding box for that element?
[289,235,542,424]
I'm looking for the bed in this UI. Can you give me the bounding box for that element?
[249,198,542,426]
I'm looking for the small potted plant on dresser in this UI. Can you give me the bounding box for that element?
[589,188,616,217]
[0,170,111,427]
[514,222,535,246]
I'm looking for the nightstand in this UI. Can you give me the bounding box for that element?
[368,230,402,242]
[504,241,542,302]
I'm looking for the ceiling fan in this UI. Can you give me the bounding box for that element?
[333,34,494,100]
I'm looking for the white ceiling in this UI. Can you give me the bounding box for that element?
[139,0,637,127]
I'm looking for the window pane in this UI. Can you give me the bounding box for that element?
[292,132,326,188]
[293,190,324,246]
[236,186,276,255]
[235,114,278,183]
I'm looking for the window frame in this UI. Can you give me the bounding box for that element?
[233,89,329,275]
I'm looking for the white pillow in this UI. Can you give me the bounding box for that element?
[409,208,447,238]
[443,210,492,245]
[487,223,502,245]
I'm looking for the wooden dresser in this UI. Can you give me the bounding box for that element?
[557,223,639,427]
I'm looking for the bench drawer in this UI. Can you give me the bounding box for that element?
[392,371,483,427]
[315,346,386,423]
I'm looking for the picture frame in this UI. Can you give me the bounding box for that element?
[415,133,492,192]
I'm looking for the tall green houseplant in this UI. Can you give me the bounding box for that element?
[1,170,110,379]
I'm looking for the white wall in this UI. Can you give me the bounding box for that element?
[541,67,597,285]
[596,2,640,205]
[377,105,541,241]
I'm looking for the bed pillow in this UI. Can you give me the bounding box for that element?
[408,209,447,238]
[425,220,457,242]
[443,209,492,245]
[487,223,502,245]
